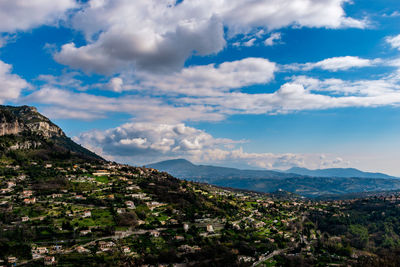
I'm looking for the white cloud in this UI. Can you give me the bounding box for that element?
[37,72,88,91]
[55,0,226,74]
[220,0,366,33]
[106,77,124,93]
[383,11,400,17]
[287,56,379,71]
[179,71,400,116]
[26,55,400,123]
[22,87,224,122]
[264,32,281,46]
[243,38,257,47]
[0,0,77,32]
[386,34,400,50]
[0,61,29,104]
[74,122,239,161]
[0,36,8,48]
[121,57,277,96]
[55,0,365,74]
[75,121,350,169]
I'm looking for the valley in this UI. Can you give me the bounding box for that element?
[1,105,400,266]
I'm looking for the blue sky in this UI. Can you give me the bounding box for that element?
[1,0,400,175]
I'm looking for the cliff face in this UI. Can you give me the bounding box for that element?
[0,105,65,138]
[0,105,103,161]
[0,120,23,136]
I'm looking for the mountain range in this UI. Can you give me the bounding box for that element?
[149,158,303,180]
[285,166,396,179]
[149,159,400,197]
[149,158,397,180]
[2,104,400,198]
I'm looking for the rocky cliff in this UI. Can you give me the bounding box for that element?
[0,105,103,161]
[0,105,64,138]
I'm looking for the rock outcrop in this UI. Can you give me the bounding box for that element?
[0,105,65,138]
[0,105,103,161]
[0,120,23,136]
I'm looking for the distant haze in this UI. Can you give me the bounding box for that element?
[149,159,400,197]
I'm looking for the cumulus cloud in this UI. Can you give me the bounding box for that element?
[106,77,124,93]
[287,56,379,71]
[75,122,238,159]
[119,57,277,96]
[55,0,226,74]
[264,32,282,46]
[54,0,365,74]
[0,0,77,32]
[220,0,366,32]
[0,61,29,104]
[386,34,400,50]
[75,121,350,169]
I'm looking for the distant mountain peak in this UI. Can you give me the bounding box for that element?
[285,166,396,179]
[149,158,302,181]
[163,158,194,165]
[149,159,400,197]
[148,158,196,169]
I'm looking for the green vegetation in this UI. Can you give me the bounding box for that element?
[3,154,400,266]
[2,105,400,266]
[95,176,109,183]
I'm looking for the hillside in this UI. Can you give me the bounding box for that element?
[3,106,400,265]
[150,159,400,197]
[286,166,396,179]
[0,105,103,161]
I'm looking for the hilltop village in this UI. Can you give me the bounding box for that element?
[1,158,400,266]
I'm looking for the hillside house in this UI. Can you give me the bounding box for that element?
[76,246,89,253]
[147,201,166,210]
[53,245,63,252]
[126,185,140,191]
[122,246,131,254]
[0,188,11,194]
[150,230,160,237]
[93,170,110,176]
[125,201,135,209]
[23,197,36,204]
[32,247,49,255]
[22,190,33,197]
[82,210,92,218]
[44,256,56,265]
[80,229,91,236]
[131,192,150,199]
[254,221,266,228]
[99,241,115,252]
